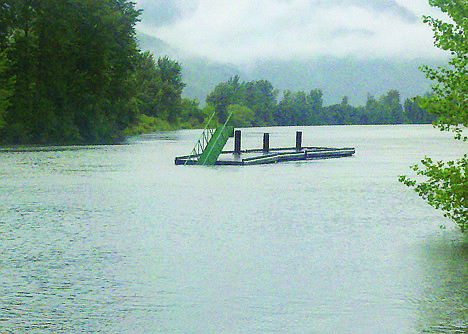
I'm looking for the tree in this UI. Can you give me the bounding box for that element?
[404,96,435,124]
[206,76,277,126]
[206,81,238,123]
[308,89,324,125]
[361,94,380,124]
[276,90,302,126]
[243,80,277,126]
[228,104,255,127]
[134,51,162,118]
[399,0,468,232]
[180,98,207,127]
[0,50,14,129]
[322,96,360,125]
[275,89,323,126]
[380,90,406,124]
[155,56,186,123]
[133,53,188,125]
[0,0,142,144]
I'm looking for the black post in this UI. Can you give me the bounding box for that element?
[234,130,241,154]
[263,133,270,153]
[296,131,302,151]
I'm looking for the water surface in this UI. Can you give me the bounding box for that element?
[1,125,467,333]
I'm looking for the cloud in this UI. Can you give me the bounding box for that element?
[136,0,447,64]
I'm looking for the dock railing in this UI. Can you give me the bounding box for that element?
[197,110,234,165]
[184,111,218,165]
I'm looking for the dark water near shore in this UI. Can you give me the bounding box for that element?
[1,125,468,333]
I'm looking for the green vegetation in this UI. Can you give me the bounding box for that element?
[122,114,174,136]
[0,1,436,145]
[0,50,14,129]
[1,0,143,144]
[0,0,207,145]
[205,76,435,127]
[399,0,468,233]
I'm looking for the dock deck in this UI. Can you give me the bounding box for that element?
[175,146,355,166]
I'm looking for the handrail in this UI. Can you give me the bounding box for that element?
[184,111,218,165]
[197,109,234,165]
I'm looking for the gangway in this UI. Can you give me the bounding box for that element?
[183,110,234,166]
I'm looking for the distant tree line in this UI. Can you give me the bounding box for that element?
[0,0,204,144]
[0,1,435,145]
[206,75,435,127]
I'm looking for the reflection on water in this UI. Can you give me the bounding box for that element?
[128,131,183,143]
[0,125,467,333]
[416,236,468,333]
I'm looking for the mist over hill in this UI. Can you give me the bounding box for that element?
[137,31,445,106]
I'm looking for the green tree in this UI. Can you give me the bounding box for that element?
[206,76,277,126]
[380,90,406,124]
[180,98,206,127]
[155,56,186,123]
[206,80,238,123]
[340,96,360,124]
[360,94,380,124]
[0,0,141,144]
[404,96,435,124]
[228,104,255,127]
[131,52,192,130]
[400,0,468,232]
[0,50,14,129]
[271,89,323,126]
[322,96,360,125]
[243,80,277,126]
[308,89,324,125]
[134,51,162,118]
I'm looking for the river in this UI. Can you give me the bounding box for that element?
[1,125,467,333]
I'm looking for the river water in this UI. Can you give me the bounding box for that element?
[1,125,468,333]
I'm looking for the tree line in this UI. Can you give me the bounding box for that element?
[0,0,205,144]
[0,0,434,145]
[205,75,435,128]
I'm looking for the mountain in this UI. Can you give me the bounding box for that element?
[250,57,443,105]
[137,32,245,104]
[137,32,445,105]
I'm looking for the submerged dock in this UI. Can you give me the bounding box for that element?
[175,130,355,166]
[175,146,355,165]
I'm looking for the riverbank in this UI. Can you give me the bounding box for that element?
[122,114,206,137]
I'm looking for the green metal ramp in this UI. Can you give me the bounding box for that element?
[197,125,234,165]
[184,110,234,166]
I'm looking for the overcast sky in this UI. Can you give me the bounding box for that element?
[134,0,447,65]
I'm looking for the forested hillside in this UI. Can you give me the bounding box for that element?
[0,0,205,144]
[0,1,435,145]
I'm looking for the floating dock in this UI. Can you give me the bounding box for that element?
[175,130,355,166]
[175,146,355,165]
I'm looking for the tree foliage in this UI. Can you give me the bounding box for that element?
[131,52,208,130]
[206,76,434,128]
[399,0,468,232]
[0,50,14,129]
[206,76,278,125]
[405,94,436,124]
[401,156,468,232]
[275,89,323,126]
[228,104,255,127]
[0,0,142,144]
[0,0,441,144]
[0,0,210,143]
[419,0,468,140]
[133,52,187,122]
